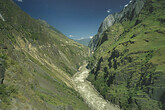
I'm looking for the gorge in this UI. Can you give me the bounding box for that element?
[0,0,165,110]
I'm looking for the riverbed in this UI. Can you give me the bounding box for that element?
[72,64,120,110]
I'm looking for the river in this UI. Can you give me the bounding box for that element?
[72,64,120,110]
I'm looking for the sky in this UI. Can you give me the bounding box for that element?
[14,0,130,39]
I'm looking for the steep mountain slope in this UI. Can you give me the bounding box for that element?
[0,0,90,109]
[89,0,146,50]
[87,0,165,109]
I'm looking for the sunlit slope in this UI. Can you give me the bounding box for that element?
[0,0,89,109]
[88,0,165,109]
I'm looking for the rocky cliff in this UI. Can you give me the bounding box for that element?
[87,0,165,109]
[0,0,90,109]
[89,0,146,50]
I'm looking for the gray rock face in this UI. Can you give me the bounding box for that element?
[0,58,5,84]
[89,0,146,50]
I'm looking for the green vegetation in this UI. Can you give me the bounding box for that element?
[0,0,89,109]
[88,0,165,109]
[0,84,17,109]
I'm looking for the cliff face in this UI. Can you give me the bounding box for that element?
[0,0,89,109]
[88,0,165,109]
[0,58,5,84]
[89,0,146,50]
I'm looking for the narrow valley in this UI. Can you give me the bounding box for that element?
[0,0,165,110]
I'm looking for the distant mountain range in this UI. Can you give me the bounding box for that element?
[74,38,91,46]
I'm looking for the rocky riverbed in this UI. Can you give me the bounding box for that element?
[72,64,120,110]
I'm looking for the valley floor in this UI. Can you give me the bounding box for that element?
[72,64,120,110]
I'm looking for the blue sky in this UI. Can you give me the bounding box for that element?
[14,0,130,39]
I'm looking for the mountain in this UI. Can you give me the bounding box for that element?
[74,38,91,46]
[87,0,165,109]
[0,0,90,109]
[89,0,146,50]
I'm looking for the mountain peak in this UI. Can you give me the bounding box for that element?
[89,0,146,50]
